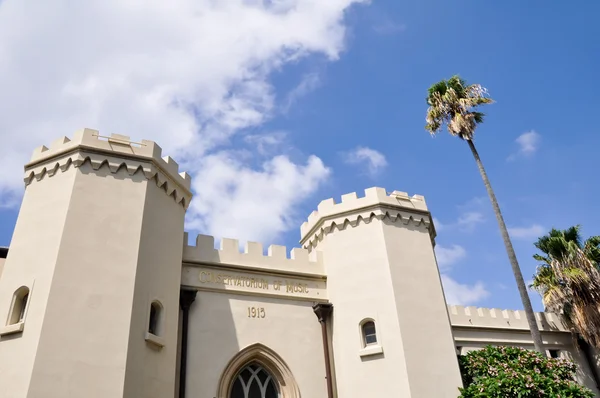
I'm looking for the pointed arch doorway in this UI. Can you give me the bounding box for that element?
[217,343,301,398]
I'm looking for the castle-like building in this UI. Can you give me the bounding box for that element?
[0,129,599,398]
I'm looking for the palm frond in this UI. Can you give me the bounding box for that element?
[424,75,493,140]
[532,225,600,347]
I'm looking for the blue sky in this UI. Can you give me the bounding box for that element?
[1,0,599,311]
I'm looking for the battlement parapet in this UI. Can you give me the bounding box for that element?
[300,187,432,247]
[24,129,192,207]
[183,233,325,277]
[448,305,569,332]
[27,128,191,189]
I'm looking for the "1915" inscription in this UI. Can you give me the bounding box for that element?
[247,306,266,319]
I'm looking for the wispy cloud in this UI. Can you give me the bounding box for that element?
[435,244,467,271]
[435,242,489,305]
[373,20,407,35]
[508,224,545,240]
[436,197,486,233]
[283,73,321,113]
[456,211,486,232]
[342,146,388,177]
[441,275,490,305]
[244,131,288,155]
[508,130,541,161]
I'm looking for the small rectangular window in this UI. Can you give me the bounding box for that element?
[549,349,560,358]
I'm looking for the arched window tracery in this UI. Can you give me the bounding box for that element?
[230,362,279,398]
[217,343,300,398]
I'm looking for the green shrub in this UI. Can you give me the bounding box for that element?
[458,345,594,397]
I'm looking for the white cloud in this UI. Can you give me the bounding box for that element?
[435,244,467,271]
[441,275,490,306]
[0,0,366,243]
[283,73,321,113]
[456,211,485,232]
[508,130,541,160]
[508,224,545,240]
[186,152,330,243]
[244,131,288,155]
[436,243,489,305]
[342,146,388,177]
[436,197,486,233]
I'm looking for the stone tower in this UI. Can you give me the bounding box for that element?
[0,129,192,398]
[300,187,463,397]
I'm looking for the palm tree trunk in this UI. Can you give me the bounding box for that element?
[466,139,546,355]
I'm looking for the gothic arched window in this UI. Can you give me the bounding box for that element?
[230,363,279,398]
[148,301,162,336]
[8,286,29,325]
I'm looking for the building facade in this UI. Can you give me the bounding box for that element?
[0,129,598,398]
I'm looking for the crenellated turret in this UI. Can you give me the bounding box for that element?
[300,186,462,398]
[0,129,191,398]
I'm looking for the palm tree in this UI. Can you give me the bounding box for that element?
[425,75,545,354]
[531,226,600,347]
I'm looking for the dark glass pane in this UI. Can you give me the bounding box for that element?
[248,379,261,398]
[231,377,244,398]
[363,322,376,335]
[148,305,157,334]
[365,334,377,344]
[265,379,278,398]
[257,368,269,384]
[19,294,29,321]
[363,322,377,345]
[240,367,252,380]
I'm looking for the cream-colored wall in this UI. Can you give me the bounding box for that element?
[0,166,79,398]
[0,257,5,280]
[122,177,188,398]
[382,218,463,396]
[26,164,149,398]
[316,219,413,397]
[185,291,327,398]
[0,129,191,398]
[300,187,463,398]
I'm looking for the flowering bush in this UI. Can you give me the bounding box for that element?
[458,345,594,397]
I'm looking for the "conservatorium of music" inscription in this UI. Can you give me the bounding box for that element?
[199,271,310,293]
[181,265,327,301]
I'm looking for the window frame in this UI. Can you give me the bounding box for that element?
[361,319,378,347]
[145,299,165,348]
[358,318,383,358]
[0,285,31,337]
[8,286,30,326]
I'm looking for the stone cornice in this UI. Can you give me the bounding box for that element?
[299,187,435,249]
[23,129,192,208]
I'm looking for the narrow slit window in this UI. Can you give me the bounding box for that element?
[19,293,28,322]
[8,287,30,325]
[148,301,162,336]
[362,321,377,346]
